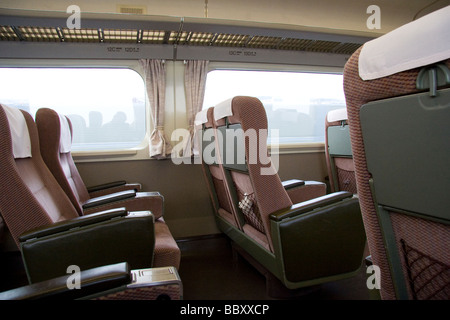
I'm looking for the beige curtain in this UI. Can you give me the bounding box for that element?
[139,59,172,159]
[183,60,209,157]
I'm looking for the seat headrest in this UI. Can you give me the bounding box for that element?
[213,98,233,121]
[327,108,348,123]
[358,6,450,80]
[2,104,32,159]
[59,114,72,153]
[194,108,209,126]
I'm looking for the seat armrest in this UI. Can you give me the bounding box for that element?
[282,179,305,190]
[87,180,127,193]
[20,210,155,283]
[88,183,142,198]
[271,192,365,282]
[19,207,128,242]
[270,191,353,221]
[82,190,136,209]
[0,262,130,300]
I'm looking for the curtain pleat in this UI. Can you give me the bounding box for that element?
[139,59,172,159]
[183,60,209,157]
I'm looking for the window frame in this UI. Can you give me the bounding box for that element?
[0,59,152,161]
[205,62,345,154]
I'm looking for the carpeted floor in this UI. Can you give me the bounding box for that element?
[177,234,374,300]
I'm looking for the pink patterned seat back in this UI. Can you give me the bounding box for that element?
[344,47,450,300]
[35,108,90,215]
[0,105,79,247]
[212,97,297,252]
[35,108,142,216]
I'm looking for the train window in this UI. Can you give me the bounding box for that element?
[0,67,146,152]
[203,69,346,145]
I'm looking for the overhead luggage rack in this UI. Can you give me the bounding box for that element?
[0,8,377,64]
[0,8,375,54]
[0,24,368,55]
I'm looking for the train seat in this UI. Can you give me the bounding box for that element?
[36,107,142,198]
[325,108,357,194]
[0,104,180,283]
[35,108,164,219]
[35,108,180,271]
[343,6,450,300]
[197,96,366,292]
[212,99,327,206]
[211,97,328,248]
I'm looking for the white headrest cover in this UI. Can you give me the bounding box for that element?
[59,114,72,153]
[194,109,209,126]
[327,108,348,123]
[359,6,450,80]
[3,105,32,159]
[213,98,233,121]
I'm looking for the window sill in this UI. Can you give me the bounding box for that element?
[71,142,325,163]
[72,149,139,162]
[268,142,325,154]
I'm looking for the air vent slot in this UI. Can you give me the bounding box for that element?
[117,5,146,15]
